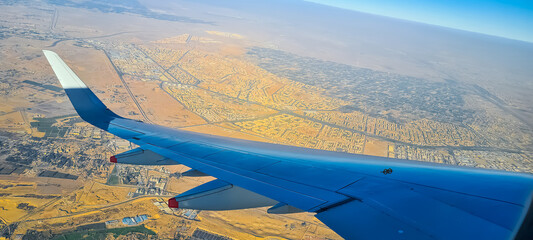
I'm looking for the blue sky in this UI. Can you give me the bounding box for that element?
[306,0,533,42]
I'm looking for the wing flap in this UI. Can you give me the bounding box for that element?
[331,176,524,239]
[169,179,278,210]
[316,199,433,240]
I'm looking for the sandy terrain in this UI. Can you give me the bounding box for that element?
[363,138,389,157]
[124,76,207,127]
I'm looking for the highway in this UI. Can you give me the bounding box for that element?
[101,49,153,124]
[20,194,174,224]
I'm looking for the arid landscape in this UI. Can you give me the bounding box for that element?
[1,0,532,239]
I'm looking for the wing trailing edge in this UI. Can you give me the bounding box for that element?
[110,147,179,165]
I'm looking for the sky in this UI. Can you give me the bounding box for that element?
[306,0,533,43]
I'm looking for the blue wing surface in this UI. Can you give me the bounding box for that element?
[43,50,533,240]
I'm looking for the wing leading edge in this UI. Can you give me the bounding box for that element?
[43,50,533,240]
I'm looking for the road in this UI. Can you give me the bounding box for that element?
[101,49,153,124]
[49,8,58,31]
[135,44,200,85]
[20,194,174,223]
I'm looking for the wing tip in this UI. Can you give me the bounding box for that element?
[42,49,58,58]
[42,49,89,90]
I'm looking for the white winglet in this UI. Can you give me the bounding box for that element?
[42,50,88,89]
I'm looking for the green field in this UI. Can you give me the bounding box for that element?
[105,166,120,185]
[30,114,79,138]
[51,225,156,240]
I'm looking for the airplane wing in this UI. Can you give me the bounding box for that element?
[43,50,533,240]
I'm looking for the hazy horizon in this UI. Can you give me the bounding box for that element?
[306,0,533,43]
